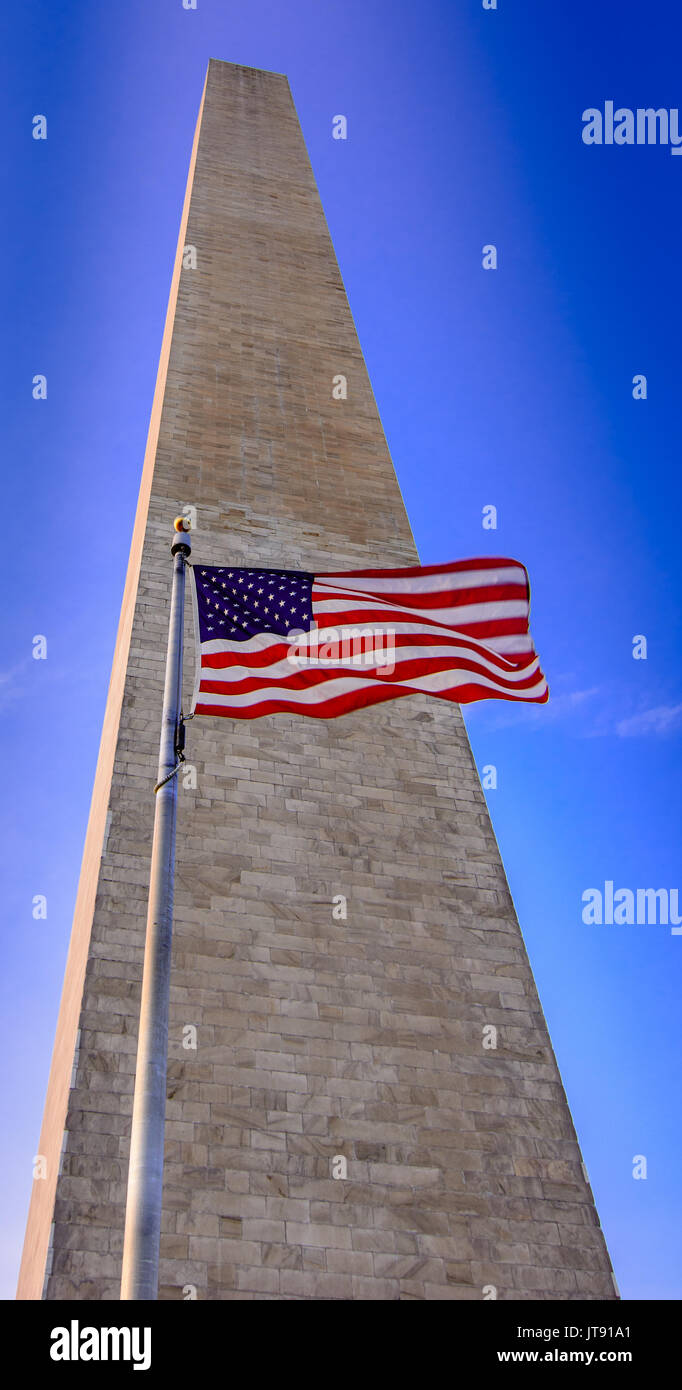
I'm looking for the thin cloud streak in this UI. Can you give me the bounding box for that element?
[615,704,682,738]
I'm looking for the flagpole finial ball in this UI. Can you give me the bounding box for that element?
[170,516,192,556]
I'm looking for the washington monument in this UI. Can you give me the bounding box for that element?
[18,60,616,1301]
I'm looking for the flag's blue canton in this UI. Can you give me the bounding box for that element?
[195,566,314,642]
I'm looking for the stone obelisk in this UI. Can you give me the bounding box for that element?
[18,59,616,1301]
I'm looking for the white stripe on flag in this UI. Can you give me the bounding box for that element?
[313,596,531,627]
[314,565,526,594]
[199,643,541,685]
[198,665,547,709]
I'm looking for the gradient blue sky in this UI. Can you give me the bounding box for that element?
[2,0,681,1299]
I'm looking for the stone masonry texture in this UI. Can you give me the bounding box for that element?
[18,59,616,1301]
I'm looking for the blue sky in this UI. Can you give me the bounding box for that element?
[2,0,681,1299]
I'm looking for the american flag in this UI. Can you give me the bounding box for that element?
[190,557,548,720]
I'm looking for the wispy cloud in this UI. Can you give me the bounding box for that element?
[466,683,682,740]
[615,704,682,738]
[465,684,601,732]
[541,686,602,718]
[0,662,25,688]
[0,659,31,712]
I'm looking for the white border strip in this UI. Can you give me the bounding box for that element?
[188,562,202,717]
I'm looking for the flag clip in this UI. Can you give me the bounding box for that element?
[153,715,188,794]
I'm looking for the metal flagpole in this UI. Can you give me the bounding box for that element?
[120,517,192,1300]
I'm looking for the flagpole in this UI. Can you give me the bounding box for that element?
[120,517,191,1300]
